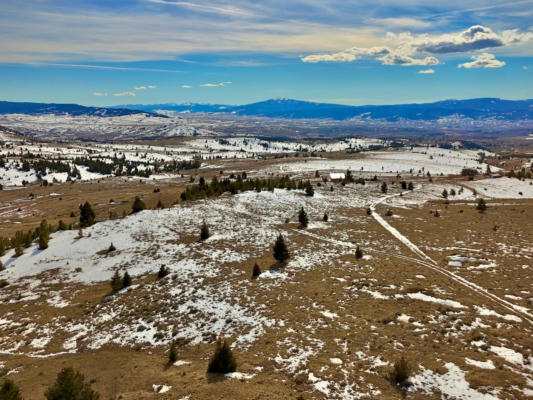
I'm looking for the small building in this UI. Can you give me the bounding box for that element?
[329,172,345,182]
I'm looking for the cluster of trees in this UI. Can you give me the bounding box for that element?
[1,367,100,400]
[110,269,131,292]
[0,219,54,258]
[180,174,305,201]
[507,168,532,180]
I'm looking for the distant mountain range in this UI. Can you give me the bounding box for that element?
[116,98,533,121]
[0,98,531,122]
[0,101,161,117]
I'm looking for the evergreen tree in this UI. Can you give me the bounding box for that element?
[110,271,122,292]
[400,181,407,190]
[200,221,210,241]
[131,197,146,214]
[366,208,372,215]
[77,228,83,239]
[450,188,456,196]
[168,340,178,364]
[323,213,328,222]
[0,379,22,400]
[38,219,50,250]
[0,239,5,256]
[251,263,261,279]
[305,181,314,197]
[273,234,289,264]
[157,265,169,279]
[108,243,116,252]
[57,220,68,231]
[476,198,487,212]
[0,260,4,271]
[298,207,309,228]
[355,246,363,259]
[381,182,388,194]
[122,271,131,288]
[45,367,100,400]
[207,339,237,374]
[408,182,414,191]
[442,189,448,199]
[14,243,23,257]
[79,202,95,227]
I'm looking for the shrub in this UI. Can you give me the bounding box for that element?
[252,263,261,279]
[381,182,388,194]
[131,197,146,214]
[110,271,122,292]
[389,357,412,388]
[305,181,314,197]
[200,221,210,241]
[57,220,68,231]
[168,340,178,364]
[0,379,22,400]
[366,208,372,215]
[207,339,237,374]
[408,182,414,191]
[45,367,100,400]
[77,228,83,239]
[355,246,363,259]
[385,209,393,216]
[156,199,165,209]
[298,207,308,228]
[158,265,169,279]
[476,198,487,212]
[14,243,23,257]
[108,243,116,252]
[273,234,289,264]
[122,271,131,288]
[442,189,448,199]
[323,213,328,222]
[79,202,95,227]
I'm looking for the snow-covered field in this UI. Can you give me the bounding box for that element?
[463,176,533,199]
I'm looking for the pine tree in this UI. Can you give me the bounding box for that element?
[305,181,314,197]
[0,239,5,256]
[110,270,122,292]
[442,189,448,199]
[408,182,414,191]
[57,220,68,231]
[0,379,22,400]
[207,339,237,374]
[45,367,100,400]
[251,263,261,279]
[381,182,388,194]
[273,234,289,264]
[14,243,23,257]
[366,208,372,215]
[38,219,50,250]
[168,340,178,364]
[401,181,407,190]
[79,202,95,227]
[77,228,83,239]
[355,246,363,259]
[323,213,328,222]
[450,188,456,196]
[158,265,169,279]
[200,221,210,241]
[131,196,146,214]
[108,243,116,252]
[476,198,487,212]
[122,271,131,288]
[298,207,308,228]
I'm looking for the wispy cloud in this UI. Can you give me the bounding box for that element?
[182,84,192,88]
[113,91,136,97]
[134,85,157,90]
[92,92,108,96]
[458,53,506,68]
[147,0,251,17]
[200,81,232,87]
[418,68,435,74]
[26,63,183,73]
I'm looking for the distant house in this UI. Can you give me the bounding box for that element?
[329,172,345,182]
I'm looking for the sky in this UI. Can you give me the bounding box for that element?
[0,0,532,106]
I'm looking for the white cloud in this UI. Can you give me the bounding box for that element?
[523,66,529,70]
[147,0,251,17]
[92,92,108,96]
[458,53,505,68]
[369,17,431,29]
[148,85,156,89]
[182,84,192,88]
[418,68,435,74]
[200,81,232,87]
[302,25,532,67]
[134,86,147,90]
[113,91,136,97]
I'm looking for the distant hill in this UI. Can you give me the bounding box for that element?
[0,101,162,117]
[117,98,533,121]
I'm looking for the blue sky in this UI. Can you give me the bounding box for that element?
[0,0,532,106]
